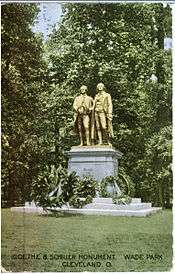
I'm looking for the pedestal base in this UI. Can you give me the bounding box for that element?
[67,146,123,181]
[11,198,162,217]
[51,198,162,217]
[11,147,161,217]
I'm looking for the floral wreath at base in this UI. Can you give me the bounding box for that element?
[99,176,132,205]
[112,194,132,205]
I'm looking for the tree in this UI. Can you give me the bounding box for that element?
[1,4,48,206]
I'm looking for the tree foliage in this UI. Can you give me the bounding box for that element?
[1,4,48,206]
[46,3,172,207]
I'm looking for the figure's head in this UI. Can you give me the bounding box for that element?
[80,85,88,94]
[96,83,105,93]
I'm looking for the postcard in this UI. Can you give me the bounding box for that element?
[1,0,173,272]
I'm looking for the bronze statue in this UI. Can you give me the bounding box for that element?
[93,83,113,145]
[73,85,93,146]
[73,83,113,146]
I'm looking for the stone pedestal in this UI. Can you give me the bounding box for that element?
[11,146,161,217]
[67,146,123,181]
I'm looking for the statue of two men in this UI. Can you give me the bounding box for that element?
[73,83,113,146]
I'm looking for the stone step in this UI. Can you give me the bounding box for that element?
[93,198,113,204]
[131,198,142,204]
[53,207,162,217]
[93,198,142,204]
[83,202,152,210]
[11,204,161,217]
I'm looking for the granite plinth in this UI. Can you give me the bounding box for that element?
[67,146,123,181]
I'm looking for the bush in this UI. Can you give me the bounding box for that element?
[69,176,97,208]
[32,167,134,209]
[32,165,97,209]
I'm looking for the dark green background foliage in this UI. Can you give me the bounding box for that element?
[2,3,172,208]
[1,4,48,207]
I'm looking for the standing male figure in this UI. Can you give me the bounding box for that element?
[93,83,113,145]
[73,85,93,146]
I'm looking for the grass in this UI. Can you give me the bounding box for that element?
[1,209,173,272]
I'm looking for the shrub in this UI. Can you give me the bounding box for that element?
[32,165,97,209]
[69,176,97,208]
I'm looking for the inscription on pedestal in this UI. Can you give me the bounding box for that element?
[82,168,93,176]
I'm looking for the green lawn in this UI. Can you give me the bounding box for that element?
[1,209,173,272]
